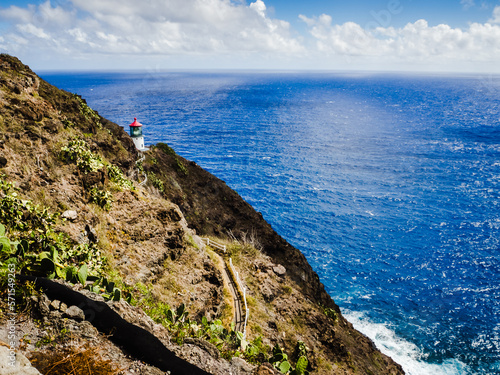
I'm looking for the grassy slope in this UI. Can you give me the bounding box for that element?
[0,54,404,375]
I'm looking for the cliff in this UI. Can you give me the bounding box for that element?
[0,54,404,375]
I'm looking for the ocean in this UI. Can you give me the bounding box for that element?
[41,71,500,375]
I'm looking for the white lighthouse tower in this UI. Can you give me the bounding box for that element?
[129,118,145,151]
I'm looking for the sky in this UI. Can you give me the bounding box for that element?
[0,0,500,72]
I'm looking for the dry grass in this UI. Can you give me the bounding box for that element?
[29,344,122,375]
[205,247,234,326]
[220,286,234,327]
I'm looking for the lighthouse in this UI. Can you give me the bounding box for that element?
[129,117,145,151]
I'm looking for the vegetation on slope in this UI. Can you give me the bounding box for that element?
[0,53,404,375]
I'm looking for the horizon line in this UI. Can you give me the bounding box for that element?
[36,67,500,77]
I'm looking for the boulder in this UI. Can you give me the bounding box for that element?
[49,300,61,310]
[0,344,42,375]
[61,210,78,221]
[65,305,85,321]
[272,265,286,277]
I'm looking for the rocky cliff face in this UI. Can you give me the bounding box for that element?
[0,54,404,375]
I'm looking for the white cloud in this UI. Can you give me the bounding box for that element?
[17,23,51,40]
[68,28,89,44]
[1,0,500,72]
[461,0,475,10]
[489,6,500,24]
[249,0,267,18]
[299,15,388,56]
[1,1,74,29]
[300,12,500,69]
[1,4,34,23]
[0,0,303,62]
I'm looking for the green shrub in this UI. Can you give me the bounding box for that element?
[156,142,176,156]
[62,119,74,128]
[175,158,188,175]
[62,139,134,190]
[89,188,113,211]
[61,139,104,174]
[147,172,164,192]
[73,94,102,128]
[323,307,339,323]
[0,176,106,282]
[0,176,58,238]
[65,243,105,274]
[107,164,134,190]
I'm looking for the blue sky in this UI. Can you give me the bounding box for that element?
[0,0,500,72]
[268,0,494,27]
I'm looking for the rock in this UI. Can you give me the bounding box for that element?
[0,344,42,375]
[260,284,277,302]
[157,207,182,223]
[116,255,130,267]
[85,224,98,244]
[50,300,61,310]
[25,128,41,141]
[110,300,155,333]
[252,363,280,375]
[174,343,235,374]
[253,259,271,272]
[65,305,85,321]
[184,337,220,360]
[49,310,63,319]
[81,169,107,189]
[42,119,61,134]
[13,83,22,94]
[272,265,286,277]
[127,362,166,375]
[78,321,98,339]
[61,210,78,221]
[230,356,255,373]
[38,294,51,315]
[0,156,7,168]
[267,321,277,330]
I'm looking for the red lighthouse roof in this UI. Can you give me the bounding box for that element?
[129,118,142,127]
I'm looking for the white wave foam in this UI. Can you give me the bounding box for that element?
[343,310,470,375]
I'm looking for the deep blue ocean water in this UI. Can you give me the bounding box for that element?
[41,71,500,375]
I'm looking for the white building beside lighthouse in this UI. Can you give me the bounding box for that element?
[129,117,146,151]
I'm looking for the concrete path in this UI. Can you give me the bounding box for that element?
[223,262,245,333]
[213,253,245,333]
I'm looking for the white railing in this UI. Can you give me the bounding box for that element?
[201,238,248,338]
[229,258,249,340]
[201,238,226,253]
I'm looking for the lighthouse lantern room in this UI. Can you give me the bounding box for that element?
[129,117,145,151]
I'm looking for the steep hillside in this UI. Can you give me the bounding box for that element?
[0,54,404,375]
